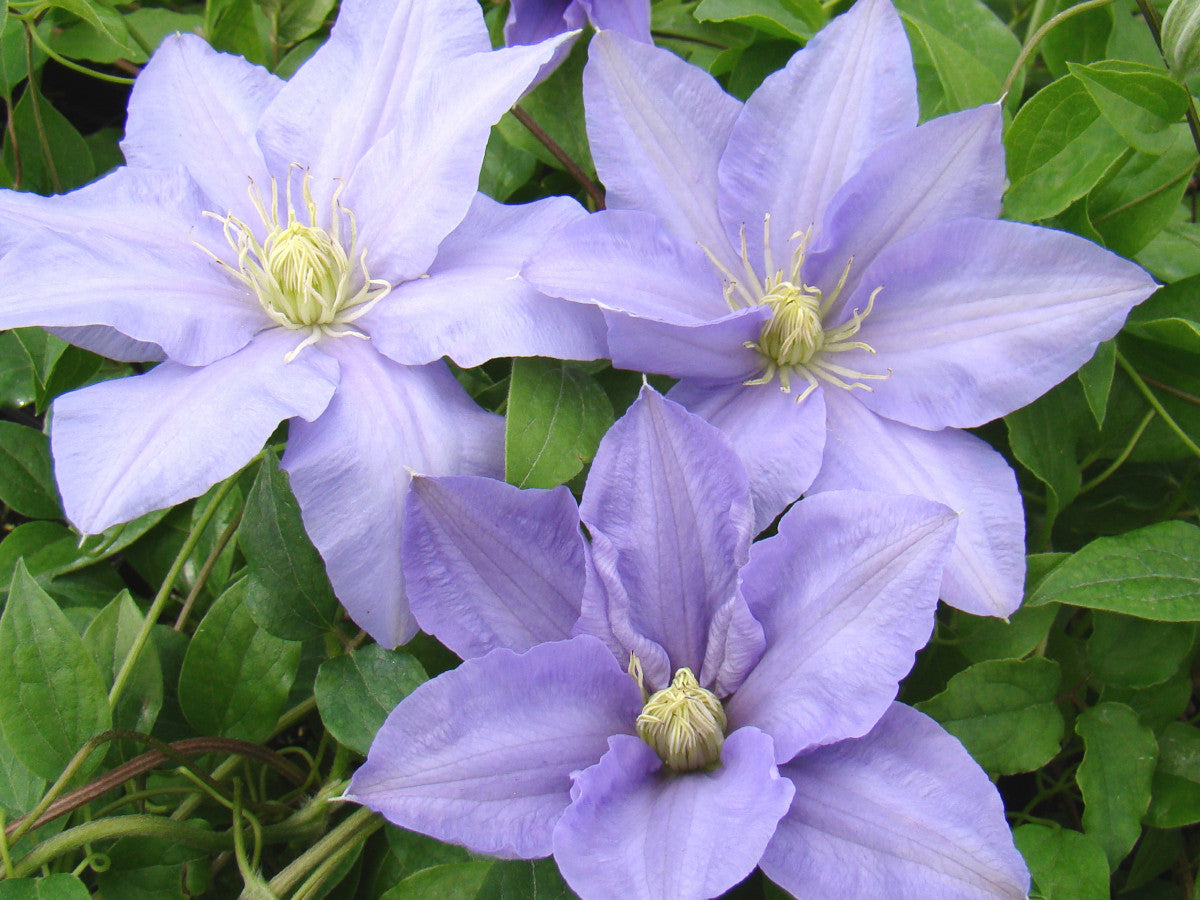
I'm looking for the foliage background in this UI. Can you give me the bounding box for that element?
[0,0,1197,895]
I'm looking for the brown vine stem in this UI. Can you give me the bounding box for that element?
[512,104,606,210]
[4,733,306,840]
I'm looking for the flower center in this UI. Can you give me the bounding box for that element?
[634,666,726,773]
[701,216,890,402]
[203,167,390,361]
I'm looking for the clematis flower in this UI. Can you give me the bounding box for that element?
[0,0,607,647]
[348,389,1030,900]
[523,0,1157,618]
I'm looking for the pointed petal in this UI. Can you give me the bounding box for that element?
[585,31,741,258]
[717,0,918,268]
[726,491,956,761]
[762,704,1029,900]
[669,378,826,534]
[50,328,338,534]
[258,0,490,175]
[813,391,1024,617]
[344,38,574,282]
[523,209,731,322]
[403,475,586,659]
[282,344,503,648]
[364,194,606,366]
[835,218,1157,429]
[0,229,264,367]
[347,635,642,859]
[0,166,205,254]
[699,592,767,698]
[578,389,755,685]
[804,104,1005,304]
[604,307,769,381]
[552,729,794,900]
[584,0,651,40]
[122,34,280,219]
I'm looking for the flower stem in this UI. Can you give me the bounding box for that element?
[109,475,241,711]
[512,105,606,210]
[266,805,380,897]
[1000,0,1123,97]
[173,507,244,631]
[1078,409,1155,494]
[1117,351,1200,462]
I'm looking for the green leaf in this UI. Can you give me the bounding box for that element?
[0,331,36,408]
[3,84,94,195]
[694,0,824,42]
[1137,219,1200,283]
[505,358,614,489]
[478,126,536,203]
[45,0,140,58]
[1041,0,1113,77]
[206,0,272,67]
[1013,825,1110,900]
[895,0,1019,115]
[1069,61,1190,154]
[953,601,1058,663]
[1004,74,1127,222]
[1101,666,1193,731]
[277,0,336,44]
[1075,702,1158,868]
[92,836,211,900]
[1125,273,1200,355]
[0,561,111,781]
[314,645,427,755]
[0,724,44,819]
[1147,722,1200,827]
[238,451,338,641]
[1028,521,1200,619]
[0,874,92,900]
[381,861,495,900]
[915,657,1063,775]
[178,578,301,742]
[1077,340,1116,427]
[82,592,162,735]
[380,858,570,900]
[1087,612,1195,687]
[0,421,60,519]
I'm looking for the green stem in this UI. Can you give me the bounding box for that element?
[1117,351,1200,462]
[19,17,135,85]
[291,831,367,900]
[174,507,244,631]
[266,806,380,897]
[110,476,241,711]
[1000,0,1123,96]
[1078,409,1156,494]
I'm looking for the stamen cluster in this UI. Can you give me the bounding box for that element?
[634,666,727,773]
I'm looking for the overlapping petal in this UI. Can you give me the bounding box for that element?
[813,391,1024,617]
[668,378,826,533]
[761,704,1030,899]
[581,0,651,40]
[403,475,586,660]
[51,328,338,534]
[552,729,794,900]
[603,307,769,381]
[838,217,1157,429]
[726,490,956,762]
[347,636,642,859]
[122,34,280,219]
[282,342,503,649]
[716,0,918,268]
[523,209,730,323]
[48,326,163,363]
[344,36,575,283]
[364,194,605,366]
[578,389,754,683]
[506,0,584,46]
[804,103,1005,303]
[584,31,741,258]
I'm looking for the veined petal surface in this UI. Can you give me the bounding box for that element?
[122,34,280,221]
[347,636,642,859]
[282,342,503,649]
[582,0,651,40]
[50,328,338,534]
[552,729,793,900]
[48,326,163,363]
[669,379,826,534]
[585,31,741,259]
[840,217,1157,430]
[603,307,769,381]
[579,389,754,685]
[365,194,605,366]
[813,391,1025,617]
[726,491,955,762]
[717,0,918,269]
[403,475,586,660]
[761,704,1029,900]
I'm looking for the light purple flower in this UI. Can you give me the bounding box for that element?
[523,0,1158,618]
[348,389,1030,900]
[506,0,650,49]
[0,0,608,648]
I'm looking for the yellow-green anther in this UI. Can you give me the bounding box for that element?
[636,668,726,773]
[755,284,825,368]
[1163,0,1200,80]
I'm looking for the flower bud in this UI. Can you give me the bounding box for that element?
[1163,0,1200,81]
